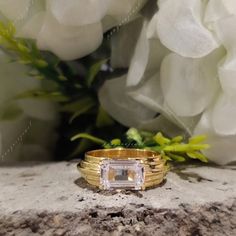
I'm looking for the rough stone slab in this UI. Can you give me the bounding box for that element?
[0,162,235,235]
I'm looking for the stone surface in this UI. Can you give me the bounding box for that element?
[0,162,235,235]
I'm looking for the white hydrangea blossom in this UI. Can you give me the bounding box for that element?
[0,52,58,161]
[99,0,236,164]
[0,0,145,60]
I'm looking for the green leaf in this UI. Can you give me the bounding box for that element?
[189,135,207,144]
[140,130,154,140]
[168,153,186,162]
[143,140,157,146]
[153,132,171,146]
[69,126,94,157]
[69,138,93,157]
[171,135,183,143]
[86,59,108,87]
[17,43,30,53]
[14,90,69,102]
[104,143,112,149]
[148,146,162,153]
[160,152,172,161]
[60,96,95,113]
[126,128,143,145]
[187,152,208,163]
[27,70,39,77]
[69,101,95,123]
[58,75,68,81]
[96,106,114,128]
[0,104,23,120]
[71,133,106,145]
[163,144,210,152]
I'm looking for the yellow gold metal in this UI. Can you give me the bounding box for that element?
[77,148,168,190]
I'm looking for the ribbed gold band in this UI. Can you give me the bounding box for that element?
[77,148,168,190]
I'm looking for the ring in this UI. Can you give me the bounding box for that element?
[77,148,168,190]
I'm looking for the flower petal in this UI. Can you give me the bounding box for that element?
[127,21,169,87]
[0,0,31,21]
[105,0,146,29]
[156,0,218,58]
[218,51,236,96]
[21,144,54,161]
[205,0,236,25]
[47,0,109,26]
[98,75,156,128]
[194,108,236,165]
[128,72,200,135]
[128,73,164,113]
[147,13,158,39]
[140,115,186,137]
[108,0,142,18]
[0,52,39,101]
[213,16,236,95]
[0,52,58,161]
[37,13,103,60]
[18,99,58,121]
[160,49,223,116]
[111,16,143,68]
[24,119,58,152]
[16,12,45,39]
[0,117,27,160]
[212,92,236,135]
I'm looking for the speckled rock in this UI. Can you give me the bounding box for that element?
[0,162,235,235]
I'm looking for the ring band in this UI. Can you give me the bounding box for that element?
[77,148,168,190]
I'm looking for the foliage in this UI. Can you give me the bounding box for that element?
[71,128,209,163]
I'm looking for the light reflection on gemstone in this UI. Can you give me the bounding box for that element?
[100,159,144,190]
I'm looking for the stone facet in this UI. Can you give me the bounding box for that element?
[100,159,144,190]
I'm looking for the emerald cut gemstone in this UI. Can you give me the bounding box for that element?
[100,160,144,190]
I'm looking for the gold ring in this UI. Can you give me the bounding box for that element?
[77,148,168,190]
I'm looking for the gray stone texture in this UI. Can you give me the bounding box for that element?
[0,162,235,235]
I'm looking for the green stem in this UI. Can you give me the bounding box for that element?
[71,133,106,145]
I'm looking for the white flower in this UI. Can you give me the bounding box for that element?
[99,0,236,164]
[0,52,58,161]
[155,0,219,58]
[0,0,144,60]
[100,16,200,135]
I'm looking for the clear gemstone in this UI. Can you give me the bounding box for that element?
[100,159,144,190]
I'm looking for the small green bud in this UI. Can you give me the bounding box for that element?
[17,43,30,53]
[126,128,143,145]
[171,136,183,143]
[35,59,48,68]
[187,152,208,163]
[58,75,67,81]
[153,132,171,146]
[189,135,207,144]
[111,139,121,146]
